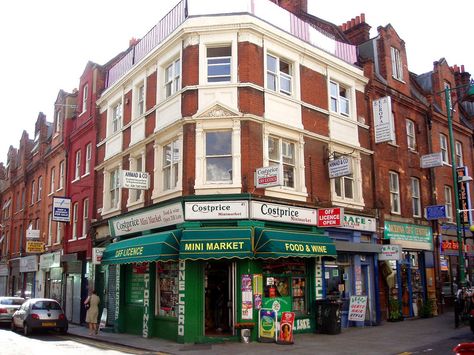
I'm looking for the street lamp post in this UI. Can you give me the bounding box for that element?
[443,82,474,286]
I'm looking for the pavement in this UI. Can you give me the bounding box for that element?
[67,311,474,355]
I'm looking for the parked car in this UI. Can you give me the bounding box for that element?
[11,298,68,335]
[0,297,25,324]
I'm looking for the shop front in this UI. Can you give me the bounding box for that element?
[39,251,62,300]
[19,255,38,298]
[323,213,380,327]
[383,221,433,318]
[101,199,341,344]
[439,230,474,305]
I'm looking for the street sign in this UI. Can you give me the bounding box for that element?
[425,205,447,220]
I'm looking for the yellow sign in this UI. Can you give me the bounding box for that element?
[26,241,45,253]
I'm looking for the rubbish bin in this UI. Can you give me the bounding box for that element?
[240,328,251,343]
[314,300,342,334]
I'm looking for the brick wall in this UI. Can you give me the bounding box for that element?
[182,123,196,195]
[300,65,327,109]
[240,120,263,193]
[238,42,264,86]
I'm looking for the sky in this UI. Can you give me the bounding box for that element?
[0,0,472,164]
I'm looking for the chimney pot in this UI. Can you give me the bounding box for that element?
[361,13,366,22]
[356,16,360,25]
[461,64,465,73]
[351,18,356,27]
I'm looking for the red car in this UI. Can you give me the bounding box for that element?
[453,343,474,354]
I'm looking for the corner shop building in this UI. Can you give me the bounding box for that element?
[101,199,344,343]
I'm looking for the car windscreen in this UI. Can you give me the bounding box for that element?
[31,301,61,310]
[0,299,24,306]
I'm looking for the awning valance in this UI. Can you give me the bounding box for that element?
[101,230,181,265]
[180,228,253,260]
[254,227,336,259]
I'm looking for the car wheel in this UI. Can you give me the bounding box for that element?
[60,326,68,334]
[11,321,16,332]
[23,322,31,336]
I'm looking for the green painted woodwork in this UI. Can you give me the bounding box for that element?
[254,227,336,258]
[180,228,253,260]
[102,230,181,264]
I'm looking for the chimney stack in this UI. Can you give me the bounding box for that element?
[340,13,371,46]
[277,0,308,16]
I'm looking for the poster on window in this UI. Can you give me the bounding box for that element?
[348,295,367,322]
[242,274,253,320]
[277,311,295,345]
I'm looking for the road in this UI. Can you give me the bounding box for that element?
[0,326,162,355]
[398,328,474,355]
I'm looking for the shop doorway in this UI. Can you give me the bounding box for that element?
[204,260,233,336]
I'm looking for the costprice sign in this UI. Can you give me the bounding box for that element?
[317,208,344,227]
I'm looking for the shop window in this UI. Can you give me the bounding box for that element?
[262,259,308,314]
[125,264,147,305]
[156,262,178,317]
[324,262,351,300]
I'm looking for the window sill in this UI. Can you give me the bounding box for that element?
[152,189,182,203]
[72,177,81,183]
[391,76,406,84]
[56,187,64,192]
[126,199,145,210]
[53,242,61,246]
[68,238,77,242]
[81,172,91,178]
[101,207,121,218]
[78,236,87,240]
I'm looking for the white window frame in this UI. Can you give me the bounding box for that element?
[37,176,42,201]
[268,136,296,189]
[50,167,55,194]
[55,110,61,133]
[455,141,463,167]
[391,46,403,81]
[330,81,350,116]
[59,161,65,190]
[440,134,449,164]
[162,139,180,192]
[82,83,88,114]
[55,221,62,245]
[103,166,121,214]
[165,58,181,98]
[333,162,354,201]
[84,143,92,176]
[411,177,421,218]
[137,83,145,117]
[266,53,292,96]
[72,202,78,240]
[74,150,81,180]
[128,153,146,206]
[47,213,53,247]
[207,46,231,83]
[406,119,416,150]
[31,180,35,205]
[111,101,123,134]
[194,120,241,193]
[153,132,183,200]
[445,185,453,221]
[389,171,401,214]
[82,198,89,238]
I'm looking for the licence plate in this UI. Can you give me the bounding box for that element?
[42,322,56,327]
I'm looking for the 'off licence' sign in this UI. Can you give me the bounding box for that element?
[255,166,282,188]
[317,208,344,227]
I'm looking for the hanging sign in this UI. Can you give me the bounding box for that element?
[26,241,45,254]
[317,208,344,227]
[258,309,277,343]
[379,245,402,260]
[328,157,352,178]
[52,196,71,222]
[120,170,150,190]
[92,247,105,265]
[348,295,367,322]
[278,312,295,344]
[373,96,394,143]
[26,229,40,240]
[255,166,283,188]
[420,152,443,168]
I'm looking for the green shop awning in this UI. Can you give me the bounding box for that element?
[180,228,253,260]
[101,230,181,265]
[254,227,336,259]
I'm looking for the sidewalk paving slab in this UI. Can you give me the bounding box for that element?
[67,311,474,355]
